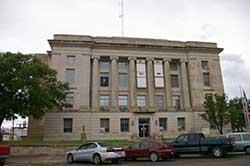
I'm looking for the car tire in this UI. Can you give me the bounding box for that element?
[93,154,102,165]
[111,159,120,164]
[149,152,159,162]
[67,154,74,163]
[211,147,223,158]
[245,147,250,154]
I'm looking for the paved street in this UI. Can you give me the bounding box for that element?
[6,153,250,166]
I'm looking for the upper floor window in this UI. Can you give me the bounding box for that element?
[154,61,164,88]
[172,95,180,111]
[119,95,128,112]
[66,69,75,84]
[100,95,109,111]
[170,63,178,71]
[118,73,128,87]
[118,61,128,72]
[63,118,72,133]
[67,56,76,65]
[137,95,146,111]
[171,74,179,88]
[100,73,109,87]
[201,61,209,70]
[155,95,164,111]
[136,60,147,88]
[203,73,210,86]
[65,92,74,108]
[100,61,110,72]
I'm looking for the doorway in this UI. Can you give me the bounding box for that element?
[138,118,150,137]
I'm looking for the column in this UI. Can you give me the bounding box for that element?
[111,56,118,111]
[129,57,136,112]
[91,55,100,111]
[163,58,172,110]
[180,59,191,109]
[147,57,154,112]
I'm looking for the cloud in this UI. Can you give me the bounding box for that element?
[220,53,250,98]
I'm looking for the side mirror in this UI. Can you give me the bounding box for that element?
[128,146,132,149]
[76,148,79,151]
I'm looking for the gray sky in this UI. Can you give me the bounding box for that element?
[1,0,250,127]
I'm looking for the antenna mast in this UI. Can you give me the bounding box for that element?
[120,0,124,36]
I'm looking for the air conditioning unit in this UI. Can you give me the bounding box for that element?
[100,128,106,133]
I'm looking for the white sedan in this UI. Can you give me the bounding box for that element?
[65,142,125,165]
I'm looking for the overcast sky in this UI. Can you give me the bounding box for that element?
[1,0,250,127]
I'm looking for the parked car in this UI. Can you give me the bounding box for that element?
[165,133,234,158]
[0,144,10,166]
[124,141,175,162]
[218,132,250,154]
[65,142,125,165]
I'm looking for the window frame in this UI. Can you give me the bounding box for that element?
[100,118,110,132]
[159,118,168,131]
[63,118,73,133]
[99,95,110,111]
[66,68,75,84]
[120,118,129,132]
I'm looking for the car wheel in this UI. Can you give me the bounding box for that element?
[67,154,74,163]
[245,147,250,154]
[149,152,159,162]
[211,147,223,158]
[93,154,102,165]
[111,159,120,164]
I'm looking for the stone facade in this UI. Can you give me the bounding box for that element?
[28,34,225,141]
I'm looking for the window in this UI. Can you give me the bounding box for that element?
[203,73,210,86]
[118,73,128,87]
[66,69,75,83]
[67,56,76,65]
[100,61,109,71]
[120,118,129,132]
[177,117,185,131]
[100,61,110,87]
[201,61,209,70]
[136,60,147,88]
[118,61,128,72]
[172,95,180,111]
[170,63,178,71]
[155,95,164,111]
[171,74,179,88]
[100,118,109,132]
[63,118,72,133]
[159,118,167,131]
[242,134,250,141]
[100,95,109,111]
[137,95,146,111]
[87,143,97,149]
[118,95,128,112]
[154,61,164,88]
[229,135,242,141]
[65,92,74,108]
[100,73,109,87]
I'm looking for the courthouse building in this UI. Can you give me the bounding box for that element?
[28,34,224,141]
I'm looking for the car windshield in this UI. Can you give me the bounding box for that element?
[98,143,109,147]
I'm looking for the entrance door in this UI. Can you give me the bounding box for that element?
[138,118,150,137]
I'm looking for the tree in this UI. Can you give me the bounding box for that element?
[228,98,245,132]
[201,93,230,134]
[0,52,69,130]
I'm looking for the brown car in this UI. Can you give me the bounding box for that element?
[124,141,175,162]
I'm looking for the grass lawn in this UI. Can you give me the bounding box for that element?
[0,139,135,147]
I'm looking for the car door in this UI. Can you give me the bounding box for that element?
[138,142,150,157]
[83,143,98,161]
[229,134,244,151]
[74,144,88,161]
[126,142,140,158]
[174,134,191,153]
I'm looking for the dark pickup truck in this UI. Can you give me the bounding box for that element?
[166,133,233,158]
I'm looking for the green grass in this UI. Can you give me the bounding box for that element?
[0,139,135,147]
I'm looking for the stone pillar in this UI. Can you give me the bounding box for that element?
[111,56,118,111]
[91,55,100,111]
[146,57,154,111]
[180,59,191,110]
[129,57,136,112]
[163,58,172,110]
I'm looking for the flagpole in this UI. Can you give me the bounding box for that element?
[240,86,249,131]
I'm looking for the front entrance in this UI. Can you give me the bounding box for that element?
[138,118,150,137]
